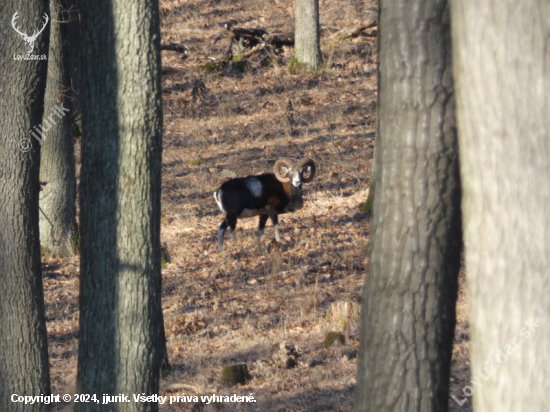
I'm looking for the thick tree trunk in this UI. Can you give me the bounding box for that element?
[0,1,52,411]
[355,1,461,411]
[450,1,550,410]
[75,0,165,410]
[293,0,322,72]
[39,0,77,257]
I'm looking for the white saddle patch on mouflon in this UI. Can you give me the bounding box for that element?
[246,178,263,197]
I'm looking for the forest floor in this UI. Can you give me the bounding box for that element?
[43,0,471,410]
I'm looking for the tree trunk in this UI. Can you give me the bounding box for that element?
[355,1,461,411]
[293,0,322,72]
[64,0,81,108]
[450,1,550,410]
[39,0,77,257]
[0,1,52,411]
[75,0,165,410]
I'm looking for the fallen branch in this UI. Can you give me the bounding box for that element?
[264,33,294,47]
[214,25,293,53]
[211,31,229,45]
[329,15,378,42]
[222,35,235,60]
[230,27,267,39]
[161,42,188,54]
[240,42,268,59]
[210,24,293,64]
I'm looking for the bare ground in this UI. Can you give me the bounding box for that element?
[43,0,471,410]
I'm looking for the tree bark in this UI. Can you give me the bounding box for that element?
[355,1,461,411]
[75,0,165,410]
[0,1,52,411]
[64,0,81,106]
[293,0,322,72]
[450,1,550,410]
[39,0,77,257]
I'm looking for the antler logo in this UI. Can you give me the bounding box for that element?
[12,11,49,55]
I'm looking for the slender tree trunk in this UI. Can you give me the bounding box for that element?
[450,1,550,410]
[293,0,322,72]
[64,0,81,107]
[355,1,461,411]
[40,0,77,257]
[0,1,52,411]
[75,0,165,410]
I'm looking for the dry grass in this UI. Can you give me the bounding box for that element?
[43,0,471,410]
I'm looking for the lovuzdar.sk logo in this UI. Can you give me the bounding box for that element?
[12,11,49,61]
